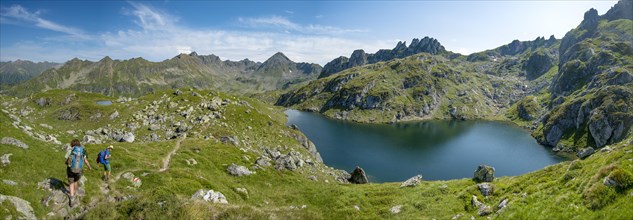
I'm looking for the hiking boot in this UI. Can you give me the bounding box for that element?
[68,196,73,207]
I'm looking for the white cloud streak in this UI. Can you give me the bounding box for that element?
[0,5,89,39]
[238,15,366,35]
[1,3,392,65]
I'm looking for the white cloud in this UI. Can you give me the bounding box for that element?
[0,5,89,39]
[238,15,366,35]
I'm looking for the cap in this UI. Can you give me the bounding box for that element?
[108,145,114,149]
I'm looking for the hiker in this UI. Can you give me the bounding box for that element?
[99,145,113,181]
[65,139,92,207]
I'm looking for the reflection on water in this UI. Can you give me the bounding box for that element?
[286,110,566,182]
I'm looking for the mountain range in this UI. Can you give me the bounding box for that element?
[3,52,321,97]
[0,60,59,88]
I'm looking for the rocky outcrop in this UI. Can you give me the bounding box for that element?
[349,166,368,184]
[473,165,495,182]
[523,49,554,79]
[192,189,228,204]
[1,137,28,149]
[400,175,423,188]
[318,37,446,78]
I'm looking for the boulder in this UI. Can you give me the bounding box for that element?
[227,163,253,176]
[3,180,17,186]
[109,111,119,120]
[255,157,272,166]
[390,205,402,214]
[349,166,368,184]
[577,147,595,159]
[192,189,227,204]
[473,165,495,182]
[1,153,12,166]
[220,136,239,146]
[148,124,160,131]
[477,183,494,196]
[0,194,37,219]
[1,137,28,149]
[497,198,509,214]
[35,97,50,107]
[400,175,423,188]
[471,195,492,216]
[119,132,135,143]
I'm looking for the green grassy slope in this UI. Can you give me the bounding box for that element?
[1,89,632,219]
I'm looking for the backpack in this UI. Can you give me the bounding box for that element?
[69,146,85,173]
[97,150,104,164]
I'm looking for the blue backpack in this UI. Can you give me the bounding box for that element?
[97,150,105,164]
[69,146,85,173]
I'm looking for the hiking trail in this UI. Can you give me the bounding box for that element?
[159,133,186,172]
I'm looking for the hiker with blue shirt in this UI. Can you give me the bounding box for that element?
[65,139,92,207]
[99,145,113,181]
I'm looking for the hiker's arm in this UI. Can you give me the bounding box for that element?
[84,158,93,170]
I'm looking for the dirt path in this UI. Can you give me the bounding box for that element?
[159,133,186,172]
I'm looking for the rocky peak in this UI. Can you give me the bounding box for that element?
[267,52,292,63]
[100,56,113,62]
[580,8,599,30]
[394,41,408,52]
[189,51,199,57]
[602,0,633,21]
[318,36,446,78]
[348,49,368,67]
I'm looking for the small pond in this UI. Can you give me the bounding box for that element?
[96,100,113,106]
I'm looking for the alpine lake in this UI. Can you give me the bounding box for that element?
[285,110,567,182]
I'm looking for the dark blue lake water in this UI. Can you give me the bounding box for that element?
[286,110,565,182]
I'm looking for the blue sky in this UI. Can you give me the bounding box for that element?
[0,1,618,65]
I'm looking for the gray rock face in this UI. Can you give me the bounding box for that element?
[473,165,495,182]
[477,183,494,196]
[227,163,253,176]
[192,189,228,204]
[523,49,553,79]
[1,153,12,166]
[349,166,368,184]
[577,147,595,159]
[588,113,613,147]
[1,137,28,149]
[0,194,37,219]
[400,175,423,188]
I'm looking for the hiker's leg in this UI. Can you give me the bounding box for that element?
[69,182,76,197]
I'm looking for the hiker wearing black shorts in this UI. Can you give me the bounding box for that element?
[65,139,92,207]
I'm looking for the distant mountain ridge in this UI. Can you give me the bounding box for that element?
[319,37,447,78]
[4,52,321,97]
[0,60,60,87]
